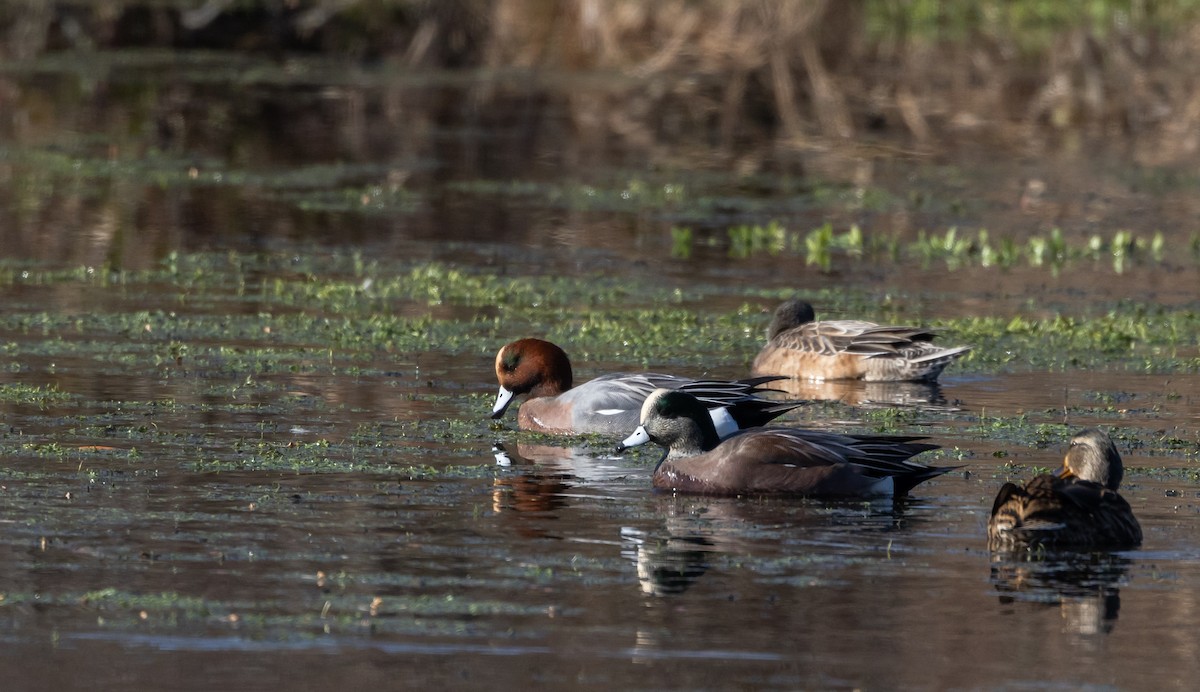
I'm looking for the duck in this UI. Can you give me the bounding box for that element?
[616,388,952,497]
[751,299,970,382]
[988,428,1142,550]
[491,338,802,436]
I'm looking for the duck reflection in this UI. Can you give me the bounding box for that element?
[621,527,713,596]
[626,494,921,665]
[490,442,629,539]
[490,442,574,538]
[623,494,917,598]
[768,377,954,409]
[492,441,628,483]
[989,552,1129,636]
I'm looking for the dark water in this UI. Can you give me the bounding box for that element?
[4,48,1200,691]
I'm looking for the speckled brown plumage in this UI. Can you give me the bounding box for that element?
[988,428,1142,550]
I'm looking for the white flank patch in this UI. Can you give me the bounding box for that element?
[709,407,737,439]
[595,409,625,416]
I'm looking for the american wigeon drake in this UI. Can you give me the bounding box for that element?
[491,338,802,436]
[751,299,970,382]
[988,428,1142,550]
[616,388,952,497]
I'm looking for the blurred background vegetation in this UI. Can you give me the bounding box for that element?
[6,0,1200,270]
[4,0,1200,169]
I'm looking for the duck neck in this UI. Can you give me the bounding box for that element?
[530,376,570,398]
[652,448,672,473]
[663,418,720,461]
[528,344,573,398]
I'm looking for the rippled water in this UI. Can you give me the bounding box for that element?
[5,317,1200,690]
[3,46,1200,691]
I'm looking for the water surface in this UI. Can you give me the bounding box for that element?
[2,42,1200,692]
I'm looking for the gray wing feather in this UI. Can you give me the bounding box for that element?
[769,320,941,357]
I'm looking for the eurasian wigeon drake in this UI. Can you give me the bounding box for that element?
[988,428,1142,550]
[491,338,802,436]
[616,388,952,497]
[751,299,970,382]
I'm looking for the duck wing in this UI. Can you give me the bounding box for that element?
[988,475,1142,548]
[988,476,1062,549]
[723,428,947,495]
[573,373,798,429]
[1056,479,1143,546]
[678,376,802,429]
[771,321,940,357]
[569,373,669,414]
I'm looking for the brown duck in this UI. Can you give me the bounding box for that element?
[616,388,952,497]
[751,299,970,382]
[988,428,1142,550]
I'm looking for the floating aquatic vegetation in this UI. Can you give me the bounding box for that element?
[0,383,73,408]
[805,223,863,270]
[728,221,788,259]
[664,220,1182,275]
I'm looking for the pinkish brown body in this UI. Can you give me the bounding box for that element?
[751,300,970,382]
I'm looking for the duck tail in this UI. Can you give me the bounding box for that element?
[908,345,972,365]
[723,399,808,430]
[893,464,960,496]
